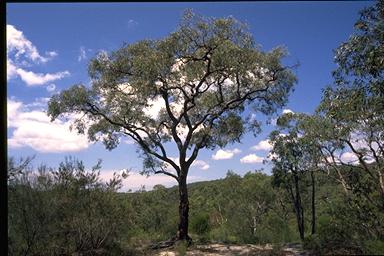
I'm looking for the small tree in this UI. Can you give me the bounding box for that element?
[269,113,321,240]
[48,10,296,242]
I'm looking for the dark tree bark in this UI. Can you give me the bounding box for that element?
[288,173,305,240]
[295,174,305,240]
[176,174,191,242]
[310,170,316,235]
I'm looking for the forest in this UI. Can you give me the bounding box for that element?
[7,1,384,255]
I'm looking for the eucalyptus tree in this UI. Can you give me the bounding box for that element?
[316,0,384,212]
[269,113,321,239]
[47,11,296,242]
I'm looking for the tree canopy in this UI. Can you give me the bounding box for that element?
[316,0,384,206]
[47,10,296,181]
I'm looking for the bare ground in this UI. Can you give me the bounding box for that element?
[152,242,309,256]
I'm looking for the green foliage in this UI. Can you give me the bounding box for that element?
[8,157,129,255]
[315,0,384,215]
[10,3,384,253]
[363,240,384,255]
[9,156,383,253]
[7,156,34,180]
[47,10,295,179]
[305,2,384,252]
[190,212,210,236]
[266,1,384,251]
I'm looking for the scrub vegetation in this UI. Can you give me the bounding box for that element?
[8,1,384,255]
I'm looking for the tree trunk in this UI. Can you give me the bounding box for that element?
[252,216,257,236]
[176,175,191,242]
[294,174,305,240]
[295,201,305,241]
[311,171,316,235]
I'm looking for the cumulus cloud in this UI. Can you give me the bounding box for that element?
[282,109,294,115]
[24,97,50,110]
[323,150,374,166]
[251,140,273,151]
[8,98,90,153]
[191,160,210,170]
[212,148,241,160]
[7,59,17,80]
[340,152,358,164]
[162,156,209,171]
[7,24,53,63]
[143,96,165,119]
[7,24,70,87]
[16,69,70,86]
[240,154,264,164]
[98,170,203,191]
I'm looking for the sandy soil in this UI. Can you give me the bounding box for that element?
[154,242,308,256]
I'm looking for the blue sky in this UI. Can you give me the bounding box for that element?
[7,1,371,191]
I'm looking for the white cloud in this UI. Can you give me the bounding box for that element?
[251,140,273,151]
[270,118,278,126]
[77,46,92,62]
[46,83,56,92]
[126,19,138,29]
[25,97,50,109]
[162,156,208,171]
[16,69,70,86]
[7,99,22,126]
[78,46,87,62]
[240,154,264,164]
[7,24,52,63]
[7,59,17,80]
[123,138,135,145]
[143,96,165,119]
[7,98,90,153]
[212,148,241,160]
[324,149,375,166]
[340,152,358,164]
[46,51,58,58]
[191,160,210,170]
[99,170,203,191]
[282,109,294,115]
[7,24,70,86]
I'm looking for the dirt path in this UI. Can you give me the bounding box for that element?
[154,243,309,256]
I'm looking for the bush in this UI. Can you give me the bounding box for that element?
[190,213,210,235]
[363,240,384,255]
[305,215,363,255]
[303,234,321,253]
[8,157,129,255]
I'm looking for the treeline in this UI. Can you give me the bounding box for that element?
[8,156,384,255]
